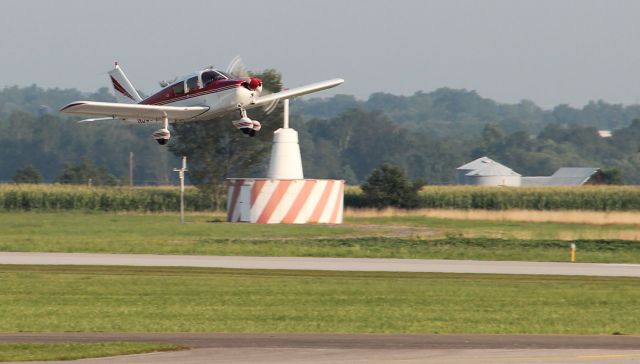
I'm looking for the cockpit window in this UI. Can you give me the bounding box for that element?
[202,70,226,87]
[173,81,185,95]
[187,76,199,92]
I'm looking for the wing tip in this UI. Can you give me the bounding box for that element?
[324,78,344,86]
[60,101,87,112]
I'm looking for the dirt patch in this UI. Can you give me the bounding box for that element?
[341,223,439,238]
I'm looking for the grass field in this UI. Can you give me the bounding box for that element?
[0,342,183,362]
[1,265,639,335]
[1,212,640,263]
[347,214,640,241]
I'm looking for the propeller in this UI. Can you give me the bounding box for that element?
[226,55,250,78]
[263,97,280,115]
[226,55,280,115]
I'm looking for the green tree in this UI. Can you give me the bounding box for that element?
[12,164,43,184]
[481,123,504,147]
[56,158,120,186]
[600,168,624,185]
[361,164,423,209]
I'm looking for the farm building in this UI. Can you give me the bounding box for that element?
[456,157,601,187]
[455,157,521,186]
[521,167,602,186]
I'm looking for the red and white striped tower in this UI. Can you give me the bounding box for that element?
[227,99,344,224]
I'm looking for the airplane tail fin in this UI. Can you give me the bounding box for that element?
[108,62,143,103]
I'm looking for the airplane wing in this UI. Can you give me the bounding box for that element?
[251,78,344,107]
[60,101,210,121]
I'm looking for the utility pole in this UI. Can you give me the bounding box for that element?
[173,156,188,224]
[129,152,134,186]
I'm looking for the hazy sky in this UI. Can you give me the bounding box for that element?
[1,0,639,108]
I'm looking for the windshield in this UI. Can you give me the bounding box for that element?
[216,70,234,79]
[202,70,227,87]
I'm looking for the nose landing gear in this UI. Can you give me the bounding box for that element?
[232,108,261,137]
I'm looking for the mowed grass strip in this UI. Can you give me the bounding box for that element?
[1,212,640,263]
[0,212,360,253]
[1,265,639,335]
[0,342,184,362]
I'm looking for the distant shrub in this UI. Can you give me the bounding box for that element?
[56,158,120,186]
[12,165,43,184]
[360,165,424,209]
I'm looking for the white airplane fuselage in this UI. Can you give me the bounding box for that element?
[128,81,255,125]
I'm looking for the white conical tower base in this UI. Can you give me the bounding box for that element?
[267,128,304,179]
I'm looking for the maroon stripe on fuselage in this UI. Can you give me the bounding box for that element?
[153,84,237,106]
[141,80,244,106]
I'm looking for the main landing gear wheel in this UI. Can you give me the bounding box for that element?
[157,139,168,145]
[234,108,258,137]
[241,128,256,137]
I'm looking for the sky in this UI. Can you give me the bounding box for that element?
[1,0,639,108]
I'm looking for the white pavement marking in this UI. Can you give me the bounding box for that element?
[1,252,639,277]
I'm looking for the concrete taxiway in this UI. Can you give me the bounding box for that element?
[2,333,640,364]
[9,348,640,364]
[1,252,639,276]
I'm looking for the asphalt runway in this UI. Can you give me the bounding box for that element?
[2,333,640,364]
[1,252,640,276]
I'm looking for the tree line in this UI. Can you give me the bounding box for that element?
[293,89,640,136]
[2,79,640,196]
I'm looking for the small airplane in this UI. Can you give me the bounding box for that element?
[60,58,344,144]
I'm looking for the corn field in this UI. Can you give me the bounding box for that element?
[346,186,640,211]
[3,184,640,212]
[0,184,214,212]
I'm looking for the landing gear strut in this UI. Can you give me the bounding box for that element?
[152,113,171,145]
